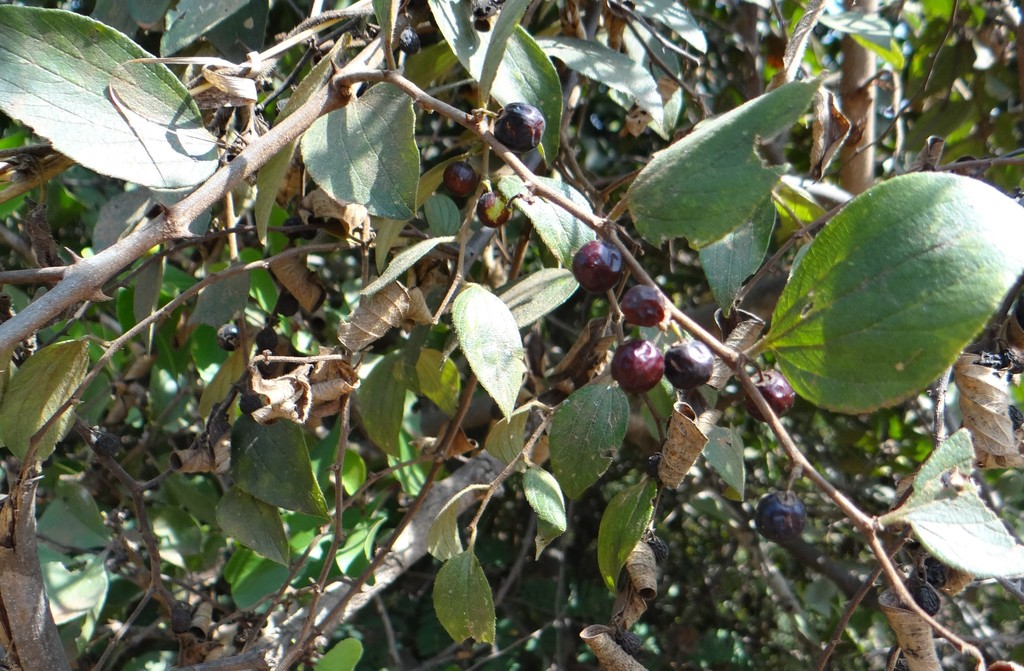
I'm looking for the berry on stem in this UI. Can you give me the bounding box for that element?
[217,324,239,351]
[397,26,420,54]
[611,339,664,393]
[572,240,623,293]
[255,326,278,353]
[663,340,714,390]
[493,102,546,153]
[476,191,511,228]
[754,491,805,542]
[906,576,941,616]
[745,369,796,422]
[443,160,479,198]
[620,285,665,326]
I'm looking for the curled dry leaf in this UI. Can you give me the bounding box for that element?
[990,662,1024,671]
[171,436,231,474]
[809,88,850,181]
[939,566,973,597]
[580,625,647,671]
[250,357,358,425]
[560,0,585,39]
[300,188,370,239]
[1005,312,1024,351]
[625,540,657,600]
[610,581,648,630]
[548,317,615,395]
[269,254,326,313]
[658,402,714,488]
[708,309,764,390]
[337,282,430,351]
[624,105,653,138]
[953,353,1022,464]
[601,2,627,52]
[878,588,940,671]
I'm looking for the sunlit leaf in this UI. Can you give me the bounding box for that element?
[216,487,290,565]
[523,467,566,557]
[549,383,629,499]
[597,480,657,591]
[433,550,496,643]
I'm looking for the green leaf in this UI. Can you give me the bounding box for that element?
[532,176,597,260]
[161,0,248,55]
[0,7,218,188]
[362,236,456,296]
[216,487,290,565]
[537,37,663,126]
[0,339,89,459]
[763,173,1024,413]
[372,0,400,56]
[483,405,531,466]
[427,486,481,561]
[820,12,903,68]
[190,269,250,327]
[315,639,364,671]
[42,553,109,625]
[632,0,707,53]
[704,426,745,499]
[433,550,496,643]
[549,383,629,499]
[452,284,526,418]
[230,416,330,519]
[254,143,296,243]
[37,480,110,551]
[698,195,775,315]
[302,83,420,220]
[357,353,408,456]
[597,480,657,591]
[880,430,1024,577]
[424,193,462,236]
[627,80,818,248]
[224,548,290,609]
[415,349,461,417]
[479,0,532,103]
[523,467,566,558]
[498,268,579,328]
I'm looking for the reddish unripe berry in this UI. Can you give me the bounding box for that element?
[745,369,796,422]
[493,102,546,153]
[620,285,665,326]
[611,340,664,393]
[476,191,511,228]
[572,240,623,293]
[442,160,479,197]
[663,340,714,390]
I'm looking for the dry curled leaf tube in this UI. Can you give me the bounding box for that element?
[625,540,657,600]
[878,588,940,671]
[953,352,1024,467]
[580,624,648,671]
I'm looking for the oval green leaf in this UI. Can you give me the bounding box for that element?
[302,83,420,220]
[523,467,566,557]
[0,7,218,188]
[357,353,408,457]
[362,236,455,297]
[499,268,579,328]
[216,486,290,565]
[627,80,817,248]
[698,194,775,315]
[632,0,706,53]
[433,550,496,643]
[427,495,465,562]
[483,404,530,466]
[315,638,364,671]
[597,479,657,591]
[549,383,629,499]
[0,339,89,460]
[230,416,329,519]
[452,284,526,419]
[704,426,745,499]
[424,193,462,236]
[764,173,1024,413]
[415,348,461,417]
[160,0,248,55]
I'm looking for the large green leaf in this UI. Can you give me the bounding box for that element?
[362,236,456,296]
[549,383,629,499]
[37,480,110,551]
[230,416,330,519]
[763,173,1024,413]
[314,639,363,671]
[523,467,567,558]
[537,37,663,127]
[452,284,526,419]
[627,80,818,248]
[0,7,218,188]
[160,0,249,55]
[357,353,408,457]
[0,339,89,460]
[483,405,530,466]
[597,480,657,591]
[216,487,290,565]
[498,268,579,328]
[415,349,461,417]
[433,550,496,643]
[632,0,706,53]
[479,0,532,103]
[302,83,420,220]
[499,174,596,267]
[704,426,745,499]
[698,195,775,315]
[880,430,1024,577]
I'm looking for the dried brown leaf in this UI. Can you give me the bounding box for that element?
[548,317,615,392]
[809,89,850,180]
[610,582,648,630]
[300,188,370,239]
[337,282,412,351]
[878,589,940,671]
[708,310,764,390]
[580,625,648,671]
[624,105,653,138]
[954,353,1016,458]
[658,402,709,488]
[269,254,325,313]
[625,541,657,600]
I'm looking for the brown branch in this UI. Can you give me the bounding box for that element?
[838,0,878,194]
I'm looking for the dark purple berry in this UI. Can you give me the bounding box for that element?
[255,326,278,353]
[907,576,941,616]
[611,340,664,393]
[217,324,239,351]
[614,630,643,659]
[476,191,511,228]
[754,491,805,543]
[1010,405,1024,432]
[647,535,669,563]
[620,285,665,326]
[91,429,120,457]
[645,453,662,479]
[239,393,262,416]
[493,102,546,153]
[572,240,623,293]
[663,341,714,390]
[745,369,796,422]
[283,215,317,240]
[171,602,192,634]
[397,26,420,54]
[923,556,947,589]
[443,161,479,197]
[273,291,299,317]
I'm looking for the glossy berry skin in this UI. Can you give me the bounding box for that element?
[620,285,665,326]
[611,340,664,393]
[239,393,262,416]
[397,26,420,54]
[907,577,941,616]
[663,340,714,390]
[493,102,546,153]
[572,240,623,293]
[443,161,479,197]
[745,369,796,422]
[91,430,120,457]
[255,326,278,353]
[476,191,511,228]
[754,491,805,543]
[217,324,239,351]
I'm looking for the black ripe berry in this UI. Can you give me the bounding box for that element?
[1010,405,1024,432]
[620,285,665,326]
[647,535,669,563]
[663,340,714,390]
[493,102,546,153]
[397,26,420,54]
[572,240,623,293]
[906,576,941,616]
[923,556,947,589]
[216,323,239,351]
[476,191,511,228]
[239,393,262,416]
[273,291,300,318]
[611,339,664,393]
[614,630,643,659]
[645,452,662,479]
[171,602,192,635]
[745,369,796,422]
[754,491,805,543]
[91,430,120,457]
[255,326,278,353]
[443,161,479,198]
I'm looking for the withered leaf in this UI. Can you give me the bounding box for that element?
[625,540,657,600]
[809,88,850,181]
[658,402,711,488]
[580,625,647,671]
[250,357,358,425]
[269,254,325,313]
[878,589,940,671]
[338,282,418,352]
[954,353,1016,459]
[708,309,764,390]
[301,188,370,239]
